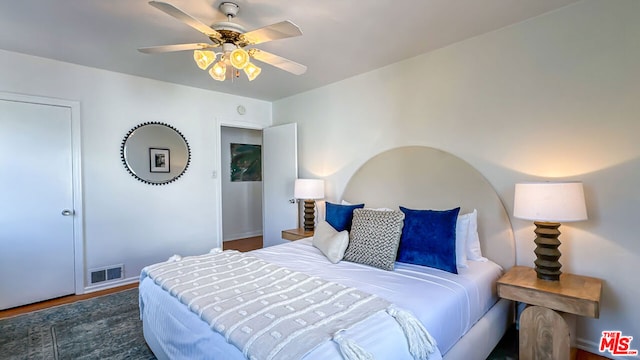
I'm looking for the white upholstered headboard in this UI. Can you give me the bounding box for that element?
[341,146,515,270]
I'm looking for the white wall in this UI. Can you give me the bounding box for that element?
[221,126,263,241]
[0,49,271,291]
[274,0,639,354]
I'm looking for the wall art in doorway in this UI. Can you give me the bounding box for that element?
[230,143,261,182]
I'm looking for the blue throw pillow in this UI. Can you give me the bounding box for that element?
[397,206,461,274]
[325,202,365,231]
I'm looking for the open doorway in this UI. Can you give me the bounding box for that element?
[220,126,263,249]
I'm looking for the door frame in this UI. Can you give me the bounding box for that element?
[214,118,267,249]
[0,92,84,295]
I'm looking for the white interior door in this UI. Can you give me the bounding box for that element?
[262,123,298,247]
[0,98,76,310]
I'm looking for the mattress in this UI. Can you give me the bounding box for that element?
[139,239,503,359]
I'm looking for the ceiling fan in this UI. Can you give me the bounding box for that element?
[138,1,307,81]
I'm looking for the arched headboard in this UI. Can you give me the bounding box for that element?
[342,146,515,270]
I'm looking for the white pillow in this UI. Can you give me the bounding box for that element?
[312,221,349,263]
[455,213,471,268]
[465,209,487,262]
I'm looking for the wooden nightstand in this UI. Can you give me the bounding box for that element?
[281,228,314,241]
[497,266,602,360]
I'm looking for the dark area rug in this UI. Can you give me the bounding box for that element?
[0,288,155,360]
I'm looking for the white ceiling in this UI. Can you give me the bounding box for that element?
[0,0,580,101]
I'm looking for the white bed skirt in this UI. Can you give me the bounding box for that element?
[443,298,513,360]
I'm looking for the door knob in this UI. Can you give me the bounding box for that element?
[61,209,75,216]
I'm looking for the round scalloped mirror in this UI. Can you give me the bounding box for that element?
[120,122,191,185]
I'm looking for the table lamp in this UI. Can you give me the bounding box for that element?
[513,182,587,281]
[294,179,325,231]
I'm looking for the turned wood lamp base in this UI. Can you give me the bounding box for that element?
[302,199,316,231]
[533,221,563,281]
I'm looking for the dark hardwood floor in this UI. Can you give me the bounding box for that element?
[223,235,263,252]
[492,324,608,360]
[574,349,611,360]
[0,282,138,320]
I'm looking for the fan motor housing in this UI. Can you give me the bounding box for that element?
[210,2,246,46]
[210,26,247,47]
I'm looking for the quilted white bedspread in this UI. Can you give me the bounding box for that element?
[139,239,502,359]
[141,250,423,360]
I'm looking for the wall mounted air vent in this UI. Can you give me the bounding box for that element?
[89,264,124,284]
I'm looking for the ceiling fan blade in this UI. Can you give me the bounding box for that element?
[240,21,302,46]
[249,49,307,75]
[149,1,221,40]
[138,43,215,54]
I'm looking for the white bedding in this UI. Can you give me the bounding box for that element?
[139,239,503,359]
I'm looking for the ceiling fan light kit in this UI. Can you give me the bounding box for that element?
[195,44,259,82]
[244,62,261,81]
[140,1,306,83]
[230,48,250,69]
[193,50,216,70]
[209,60,227,81]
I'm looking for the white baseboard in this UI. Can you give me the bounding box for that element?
[82,276,139,294]
[575,337,614,359]
[223,230,262,242]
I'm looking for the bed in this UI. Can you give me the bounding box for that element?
[139,146,516,360]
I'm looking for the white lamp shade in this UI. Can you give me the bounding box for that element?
[294,179,325,200]
[514,182,587,222]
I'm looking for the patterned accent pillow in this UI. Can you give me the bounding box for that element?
[343,208,405,270]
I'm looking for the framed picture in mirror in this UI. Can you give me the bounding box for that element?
[149,148,170,173]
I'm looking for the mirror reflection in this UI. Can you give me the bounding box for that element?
[120,122,190,185]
